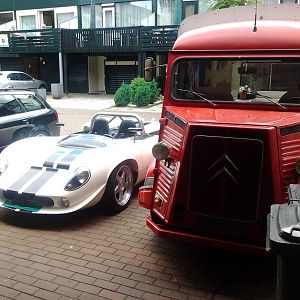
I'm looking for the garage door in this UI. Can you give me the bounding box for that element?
[105,64,138,94]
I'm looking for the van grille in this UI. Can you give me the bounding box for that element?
[279,138,300,201]
[161,126,183,156]
[156,161,177,203]
[155,122,183,204]
[189,134,264,222]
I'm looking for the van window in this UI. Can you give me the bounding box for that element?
[171,58,300,105]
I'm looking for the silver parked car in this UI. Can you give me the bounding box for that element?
[0,71,47,90]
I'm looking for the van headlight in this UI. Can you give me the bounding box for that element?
[152,142,170,161]
[0,158,8,176]
[65,167,91,191]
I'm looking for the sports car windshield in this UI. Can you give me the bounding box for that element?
[171,58,300,106]
[58,134,107,149]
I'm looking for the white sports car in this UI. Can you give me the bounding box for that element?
[0,112,159,214]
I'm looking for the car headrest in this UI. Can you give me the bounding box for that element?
[114,119,136,139]
[90,118,109,135]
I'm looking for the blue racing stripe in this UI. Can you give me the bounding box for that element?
[22,168,58,194]
[56,149,83,170]
[8,166,42,192]
[43,150,66,168]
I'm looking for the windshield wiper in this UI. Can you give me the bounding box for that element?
[177,88,216,107]
[256,92,285,110]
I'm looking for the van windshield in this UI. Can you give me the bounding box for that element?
[171,58,300,106]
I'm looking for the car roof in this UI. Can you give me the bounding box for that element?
[0,71,24,74]
[0,89,36,95]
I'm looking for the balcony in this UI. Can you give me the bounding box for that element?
[0,25,178,55]
[61,27,140,53]
[0,29,61,55]
[140,26,178,51]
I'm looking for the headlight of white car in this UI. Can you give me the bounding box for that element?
[65,167,91,191]
[0,158,8,176]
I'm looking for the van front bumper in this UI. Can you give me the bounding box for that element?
[146,216,267,256]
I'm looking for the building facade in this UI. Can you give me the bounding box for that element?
[0,0,296,94]
[0,0,200,93]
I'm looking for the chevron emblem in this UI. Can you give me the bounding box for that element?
[207,153,240,186]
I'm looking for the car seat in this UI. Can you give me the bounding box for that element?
[114,120,136,139]
[90,118,110,135]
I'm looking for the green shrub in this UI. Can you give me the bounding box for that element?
[134,84,151,107]
[129,77,147,104]
[148,79,161,104]
[114,83,131,107]
[129,77,161,105]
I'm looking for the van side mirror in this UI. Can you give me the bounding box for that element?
[144,57,154,82]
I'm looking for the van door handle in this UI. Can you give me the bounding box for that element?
[22,119,29,124]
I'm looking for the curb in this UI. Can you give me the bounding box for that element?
[109,100,163,110]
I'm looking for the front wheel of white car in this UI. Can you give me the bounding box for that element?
[102,163,133,213]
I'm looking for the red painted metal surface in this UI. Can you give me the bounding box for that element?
[146,216,266,255]
[174,21,300,52]
[164,106,300,127]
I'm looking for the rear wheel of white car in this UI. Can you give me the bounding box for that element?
[103,163,133,213]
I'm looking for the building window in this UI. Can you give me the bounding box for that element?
[157,0,177,25]
[280,0,298,3]
[0,12,15,30]
[57,12,75,28]
[81,5,102,29]
[261,0,277,3]
[182,1,197,19]
[116,1,153,27]
[102,6,115,28]
[20,15,36,30]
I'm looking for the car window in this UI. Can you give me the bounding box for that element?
[17,94,45,111]
[7,73,19,81]
[18,73,32,81]
[0,95,24,116]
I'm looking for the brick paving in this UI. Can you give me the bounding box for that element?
[0,190,276,300]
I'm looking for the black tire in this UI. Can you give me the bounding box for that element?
[12,130,28,143]
[30,130,50,137]
[102,163,133,213]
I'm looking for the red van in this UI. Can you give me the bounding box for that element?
[139,4,300,255]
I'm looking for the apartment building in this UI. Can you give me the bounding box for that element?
[0,0,201,93]
[0,0,296,94]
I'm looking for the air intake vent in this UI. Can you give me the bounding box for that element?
[156,160,177,204]
[161,126,183,156]
[279,139,300,201]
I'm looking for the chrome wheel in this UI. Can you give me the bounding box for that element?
[113,165,133,206]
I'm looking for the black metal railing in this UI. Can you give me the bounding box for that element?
[61,27,141,53]
[140,25,178,51]
[0,29,61,55]
[0,25,178,55]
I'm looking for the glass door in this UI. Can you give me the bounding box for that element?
[102,6,115,28]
